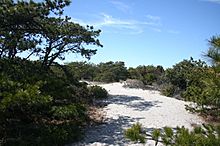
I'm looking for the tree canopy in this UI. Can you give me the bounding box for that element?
[0,0,102,69]
[205,35,220,72]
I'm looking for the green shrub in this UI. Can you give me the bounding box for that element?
[124,123,145,143]
[128,65,165,86]
[38,122,83,145]
[88,85,108,99]
[51,104,87,120]
[161,84,176,97]
[0,59,90,145]
[0,74,86,145]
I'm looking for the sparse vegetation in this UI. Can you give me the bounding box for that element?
[124,123,146,143]
[125,123,220,146]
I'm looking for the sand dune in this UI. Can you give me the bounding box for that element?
[73,82,204,146]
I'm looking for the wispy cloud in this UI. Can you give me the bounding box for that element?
[96,13,135,28]
[73,14,141,34]
[144,14,162,29]
[201,0,220,4]
[167,30,180,34]
[146,14,161,21]
[110,1,132,13]
[72,13,163,34]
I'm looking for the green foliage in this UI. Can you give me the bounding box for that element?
[0,81,52,113]
[169,125,220,146]
[181,63,220,117]
[167,125,220,145]
[97,61,128,82]
[164,58,207,91]
[0,122,82,146]
[1,5,220,144]
[152,129,161,146]
[126,123,220,146]
[88,85,108,99]
[128,65,164,85]
[51,104,86,120]
[205,35,220,68]
[0,0,102,69]
[67,61,129,83]
[161,127,173,145]
[0,45,94,145]
[161,84,176,97]
[180,35,220,117]
[0,58,44,84]
[94,71,116,83]
[86,61,129,83]
[161,57,220,117]
[0,60,90,145]
[0,0,104,145]
[0,79,52,126]
[0,60,89,145]
[67,61,98,80]
[38,122,83,146]
[124,123,146,143]
[0,0,71,59]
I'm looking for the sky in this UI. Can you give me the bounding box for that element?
[56,0,220,67]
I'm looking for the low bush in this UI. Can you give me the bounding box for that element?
[0,77,87,145]
[161,84,176,97]
[51,104,87,120]
[0,58,90,145]
[38,122,83,145]
[88,85,108,99]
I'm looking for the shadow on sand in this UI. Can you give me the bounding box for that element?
[72,95,162,146]
[106,94,162,111]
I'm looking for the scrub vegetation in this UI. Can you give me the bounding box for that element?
[0,0,219,145]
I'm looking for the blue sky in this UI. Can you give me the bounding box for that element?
[63,0,220,67]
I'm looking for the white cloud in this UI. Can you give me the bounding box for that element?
[72,13,163,34]
[110,1,132,13]
[97,13,135,28]
[201,0,220,4]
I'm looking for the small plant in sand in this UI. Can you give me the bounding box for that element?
[152,128,161,146]
[124,123,146,143]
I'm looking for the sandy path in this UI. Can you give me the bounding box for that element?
[73,83,204,146]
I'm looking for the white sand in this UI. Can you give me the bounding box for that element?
[73,82,205,146]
